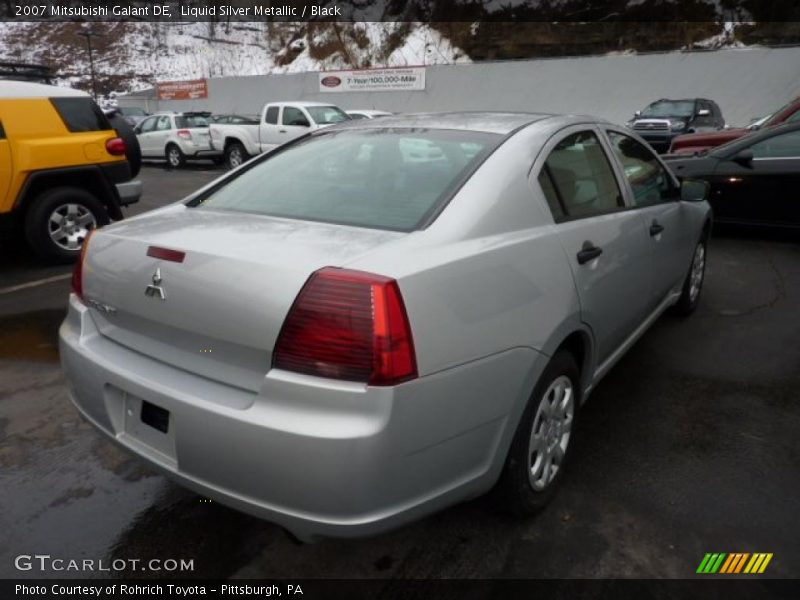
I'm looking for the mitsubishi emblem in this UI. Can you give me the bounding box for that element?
[145,268,166,300]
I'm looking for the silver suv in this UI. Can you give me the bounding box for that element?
[135,111,222,168]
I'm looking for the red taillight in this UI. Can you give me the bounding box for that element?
[176,129,192,140]
[70,230,94,302]
[105,137,126,156]
[273,267,417,386]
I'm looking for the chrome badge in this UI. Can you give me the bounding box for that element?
[145,268,166,300]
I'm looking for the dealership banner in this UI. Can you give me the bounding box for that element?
[319,67,425,93]
[156,79,208,100]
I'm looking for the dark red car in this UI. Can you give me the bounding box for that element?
[669,97,800,155]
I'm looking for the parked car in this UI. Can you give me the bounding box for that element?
[116,105,149,126]
[209,114,260,125]
[0,81,141,262]
[135,111,222,168]
[628,98,725,153]
[665,121,800,228]
[669,96,800,155]
[209,101,350,169]
[346,109,393,120]
[61,113,711,541]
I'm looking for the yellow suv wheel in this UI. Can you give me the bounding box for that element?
[24,186,109,263]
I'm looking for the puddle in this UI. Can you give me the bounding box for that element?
[0,309,65,362]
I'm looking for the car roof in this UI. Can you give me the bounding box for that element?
[0,81,89,99]
[328,111,557,135]
[347,109,392,115]
[271,101,341,108]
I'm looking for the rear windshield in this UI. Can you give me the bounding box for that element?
[193,129,501,231]
[306,106,350,125]
[50,97,111,132]
[175,115,209,128]
[641,100,695,118]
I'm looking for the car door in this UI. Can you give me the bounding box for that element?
[0,119,11,205]
[537,126,654,365]
[136,116,158,156]
[605,129,693,304]
[152,115,173,155]
[710,128,800,226]
[258,105,281,151]
[279,105,312,144]
[693,100,716,132]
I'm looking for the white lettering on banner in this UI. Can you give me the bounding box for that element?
[319,67,426,93]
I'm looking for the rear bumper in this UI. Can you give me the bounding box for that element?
[178,141,222,158]
[115,179,141,206]
[59,295,542,540]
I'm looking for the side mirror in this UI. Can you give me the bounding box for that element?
[732,149,754,166]
[290,119,310,127]
[634,110,642,118]
[133,126,142,134]
[680,179,710,202]
[697,109,711,117]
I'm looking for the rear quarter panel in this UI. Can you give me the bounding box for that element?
[0,98,122,213]
[347,120,585,379]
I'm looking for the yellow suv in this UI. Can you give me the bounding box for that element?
[0,81,141,263]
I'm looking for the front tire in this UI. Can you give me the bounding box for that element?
[166,144,186,169]
[672,237,707,316]
[24,187,109,263]
[224,142,249,170]
[497,350,580,515]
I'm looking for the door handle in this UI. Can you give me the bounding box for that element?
[650,220,665,237]
[576,241,603,265]
[279,129,287,133]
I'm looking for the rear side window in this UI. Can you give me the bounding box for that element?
[175,115,208,128]
[265,107,279,124]
[540,130,623,220]
[50,97,111,132]
[194,129,501,231]
[0,121,5,140]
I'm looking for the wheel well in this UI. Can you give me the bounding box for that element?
[16,170,111,216]
[224,137,242,149]
[556,331,590,382]
[701,218,712,240]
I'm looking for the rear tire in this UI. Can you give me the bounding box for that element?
[496,350,581,515]
[166,144,186,169]
[224,142,249,170]
[672,237,707,317]
[24,187,109,263]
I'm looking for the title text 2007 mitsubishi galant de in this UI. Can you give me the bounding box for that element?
[60,113,711,540]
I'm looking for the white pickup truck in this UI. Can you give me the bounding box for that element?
[209,101,350,169]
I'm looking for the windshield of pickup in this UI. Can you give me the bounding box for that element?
[641,101,695,118]
[192,128,500,231]
[306,106,350,125]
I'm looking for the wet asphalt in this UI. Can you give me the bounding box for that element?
[0,163,798,581]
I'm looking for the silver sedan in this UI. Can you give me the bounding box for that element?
[60,113,711,541]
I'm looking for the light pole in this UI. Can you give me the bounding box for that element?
[77,29,104,99]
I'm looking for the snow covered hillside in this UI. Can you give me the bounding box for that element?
[0,21,469,94]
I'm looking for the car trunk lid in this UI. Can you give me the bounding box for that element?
[82,206,403,392]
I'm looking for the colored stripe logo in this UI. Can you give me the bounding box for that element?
[697,553,773,574]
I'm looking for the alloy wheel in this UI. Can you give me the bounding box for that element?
[527,375,574,491]
[48,203,96,251]
[689,243,706,303]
